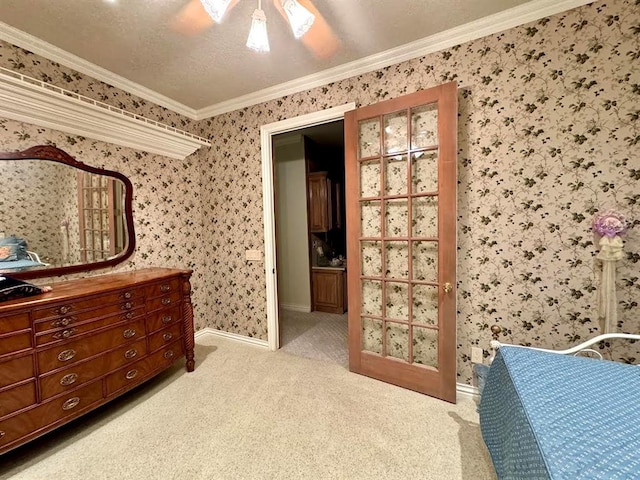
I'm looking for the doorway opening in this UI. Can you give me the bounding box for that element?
[274,121,347,365]
[260,103,355,356]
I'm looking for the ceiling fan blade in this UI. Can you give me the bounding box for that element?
[272,0,340,59]
[171,0,240,36]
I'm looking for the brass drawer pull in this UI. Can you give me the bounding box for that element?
[122,302,133,310]
[163,332,173,342]
[124,311,135,320]
[161,298,171,306]
[0,431,4,439]
[60,373,78,386]
[122,291,132,299]
[162,315,172,324]
[125,369,138,380]
[160,284,171,293]
[52,317,74,328]
[163,350,174,359]
[124,349,137,359]
[62,397,80,411]
[123,329,136,339]
[57,305,72,315]
[53,328,76,340]
[58,349,76,362]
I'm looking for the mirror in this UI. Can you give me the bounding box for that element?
[0,145,135,280]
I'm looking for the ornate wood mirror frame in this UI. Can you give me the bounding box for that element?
[0,145,135,279]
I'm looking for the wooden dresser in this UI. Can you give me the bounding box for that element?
[0,267,194,455]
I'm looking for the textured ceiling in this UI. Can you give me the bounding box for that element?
[0,0,537,112]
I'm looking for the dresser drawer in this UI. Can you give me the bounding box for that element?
[32,289,144,322]
[35,308,145,346]
[147,292,180,313]
[37,319,146,374]
[33,301,144,333]
[105,340,183,396]
[145,278,181,298]
[0,381,37,418]
[148,323,182,353]
[39,338,147,400]
[0,313,30,336]
[0,381,103,449]
[0,331,31,357]
[146,306,181,333]
[0,354,34,389]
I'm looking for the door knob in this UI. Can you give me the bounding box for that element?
[443,282,453,293]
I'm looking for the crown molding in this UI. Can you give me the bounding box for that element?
[0,0,593,121]
[0,68,210,159]
[196,0,593,119]
[0,21,199,120]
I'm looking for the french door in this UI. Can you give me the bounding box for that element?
[77,172,124,262]
[345,82,458,402]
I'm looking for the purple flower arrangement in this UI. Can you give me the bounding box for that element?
[592,210,627,238]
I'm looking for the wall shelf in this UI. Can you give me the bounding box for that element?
[0,67,210,159]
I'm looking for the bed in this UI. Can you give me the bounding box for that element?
[479,332,640,479]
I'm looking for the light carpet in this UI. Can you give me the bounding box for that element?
[0,335,496,480]
[279,309,348,366]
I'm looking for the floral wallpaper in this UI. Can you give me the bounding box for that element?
[0,159,76,263]
[0,0,637,385]
[195,0,640,383]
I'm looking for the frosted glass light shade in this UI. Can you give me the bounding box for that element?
[281,0,315,38]
[199,0,233,23]
[246,8,270,53]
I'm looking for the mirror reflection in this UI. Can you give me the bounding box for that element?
[0,158,128,274]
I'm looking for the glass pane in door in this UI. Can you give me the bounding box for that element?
[412,197,438,237]
[360,160,381,198]
[412,285,438,325]
[359,119,381,158]
[384,111,408,154]
[385,282,409,321]
[385,241,409,280]
[362,318,383,355]
[386,322,409,361]
[361,241,382,277]
[412,326,438,368]
[412,151,438,193]
[411,104,438,149]
[385,155,408,196]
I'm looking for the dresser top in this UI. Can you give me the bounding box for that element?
[0,267,191,312]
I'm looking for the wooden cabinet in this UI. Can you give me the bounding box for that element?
[312,268,347,314]
[308,171,333,233]
[0,267,194,455]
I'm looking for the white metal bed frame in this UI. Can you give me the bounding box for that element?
[488,325,640,364]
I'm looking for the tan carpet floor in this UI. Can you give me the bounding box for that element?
[0,335,496,480]
[279,309,348,366]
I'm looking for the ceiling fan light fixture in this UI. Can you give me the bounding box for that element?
[281,0,315,39]
[199,0,233,23]
[246,4,270,53]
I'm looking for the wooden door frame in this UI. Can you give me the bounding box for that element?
[260,103,356,351]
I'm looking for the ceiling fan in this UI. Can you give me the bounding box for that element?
[171,0,340,59]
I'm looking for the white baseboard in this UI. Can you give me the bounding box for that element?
[280,303,311,313]
[196,328,479,401]
[195,328,269,349]
[456,382,480,402]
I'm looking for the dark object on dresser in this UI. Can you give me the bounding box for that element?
[0,267,194,455]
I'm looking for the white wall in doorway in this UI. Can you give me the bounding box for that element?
[275,138,310,312]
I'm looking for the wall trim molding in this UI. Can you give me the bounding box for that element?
[456,382,480,402]
[280,303,312,313]
[0,67,210,159]
[0,21,198,119]
[1,1,591,120]
[196,0,593,118]
[195,328,269,348]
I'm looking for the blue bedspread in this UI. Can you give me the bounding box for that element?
[479,346,640,479]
